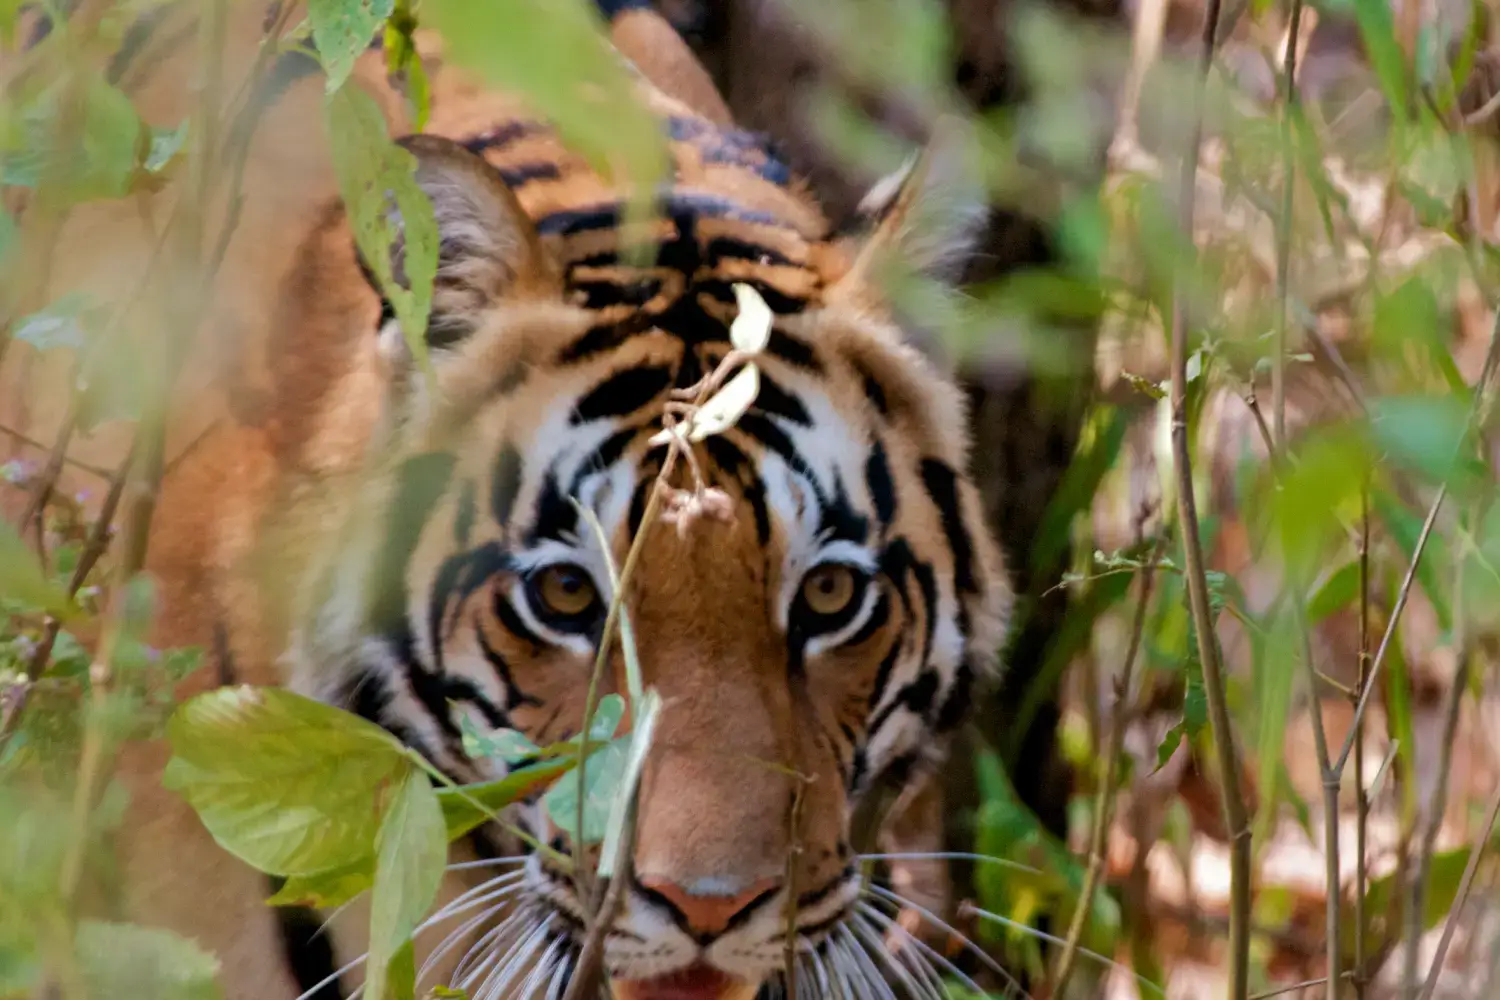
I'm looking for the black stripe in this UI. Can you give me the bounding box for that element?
[868,638,902,711]
[526,470,578,544]
[460,121,543,155]
[733,413,825,505]
[702,435,769,545]
[704,236,795,267]
[919,458,977,595]
[864,441,897,528]
[474,612,543,711]
[453,478,477,546]
[570,365,673,424]
[595,0,651,16]
[817,477,869,544]
[752,374,811,426]
[535,191,788,237]
[934,660,974,732]
[843,592,891,649]
[494,590,546,649]
[765,330,820,371]
[495,161,563,187]
[269,879,345,998]
[568,426,641,497]
[491,446,524,527]
[443,673,509,728]
[559,323,633,364]
[389,623,462,742]
[105,0,188,84]
[369,452,456,633]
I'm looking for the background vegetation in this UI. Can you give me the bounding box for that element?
[6,0,1500,997]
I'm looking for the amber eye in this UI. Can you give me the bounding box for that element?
[800,564,860,618]
[530,565,599,621]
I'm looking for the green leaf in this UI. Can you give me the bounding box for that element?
[1373,488,1453,631]
[586,692,624,742]
[460,718,541,765]
[1155,720,1187,772]
[323,85,437,375]
[1307,561,1360,624]
[162,686,410,875]
[1031,404,1128,580]
[0,518,81,620]
[364,771,445,1000]
[384,2,430,131]
[144,120,190,173]
[437,756,579,841]
[598,689,660,878]
[75,921,223,1000]
[308,0,392,92]
[1370,394,1482,493]
[1351,0,1410,129]
[13,292,100,352]
[266,857,376,908]
[544,737,628,846]
[423,0,667,236]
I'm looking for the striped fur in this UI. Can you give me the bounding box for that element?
[59,1,1017,996]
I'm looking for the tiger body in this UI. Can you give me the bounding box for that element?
[51,4,1017,997]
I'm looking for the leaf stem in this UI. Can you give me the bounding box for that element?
[1167,0,1249,994]
[1051,528,1166,997]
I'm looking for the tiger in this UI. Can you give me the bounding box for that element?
[22,1,1016,997]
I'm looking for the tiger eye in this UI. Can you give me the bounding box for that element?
[801,565,857,617]
[536,565,598,617]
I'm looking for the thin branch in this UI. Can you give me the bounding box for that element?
[1416,760,1500,1000]
[1249,973,1354,1000]
[1168,0,1247,997]
[1353,488,1370,1000]
[1334,302,1500,774]
[1052,528,1167,996]
[0,423,113,480]
[1274,0,1305,454]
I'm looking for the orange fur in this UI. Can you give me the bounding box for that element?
[18,4,1017,997]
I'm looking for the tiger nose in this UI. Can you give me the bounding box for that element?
[638,876,782,937]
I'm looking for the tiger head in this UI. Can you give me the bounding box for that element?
[271,26,1012,1000]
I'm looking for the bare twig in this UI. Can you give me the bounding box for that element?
[0,441,137,741]
[1335,304,1500,774]
[1416,763,1500,1000]
[1052,528,1167,997]
[1353,489,1370,1000]
[0,423,113,480]
[1167,0,1248,995]
[782,771,812,1000]
[1249,973,1354,1000]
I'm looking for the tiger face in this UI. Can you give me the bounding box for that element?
[268,60,1011,1000]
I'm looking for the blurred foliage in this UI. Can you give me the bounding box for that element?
[5,0,1500,995]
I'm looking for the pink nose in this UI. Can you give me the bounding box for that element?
[638,876,782,936]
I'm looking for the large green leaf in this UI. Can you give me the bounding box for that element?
[75,921,223,1000]
[364,771,446,1000]
[543,737,628,846]
[0,518,81,621]
[438,756,580,841]
[323,85,438,373]
[308,0,393,92]
[423,0,667,225]
[162,686,409,875]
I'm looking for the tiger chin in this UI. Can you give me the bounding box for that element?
[179,5,1016,999]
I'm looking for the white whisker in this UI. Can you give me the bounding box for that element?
[863,884,1029,998]
[454,909,532,990]
[422,901,525,986]
[856,852,1043,877]
[447,855,530,871]
[857,901,1000,1000]
[849,914,943,1000]
[838,924,899,1000]
[476,916,554,999]
[517,935,565,999]
[964,905,1167,998]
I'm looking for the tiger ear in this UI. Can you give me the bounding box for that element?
[361,134,558,360]
[830,116,989,305]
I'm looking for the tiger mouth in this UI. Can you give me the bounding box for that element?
[609,963,759,1000]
